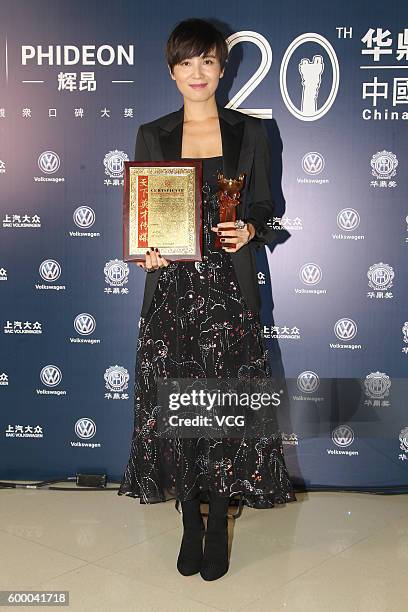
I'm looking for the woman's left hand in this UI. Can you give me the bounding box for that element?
[211,221,256,252]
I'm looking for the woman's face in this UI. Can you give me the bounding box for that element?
[168,47,224,103]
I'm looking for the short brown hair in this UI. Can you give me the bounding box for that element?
[166,18,229,74]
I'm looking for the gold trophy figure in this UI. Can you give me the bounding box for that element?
[215,172,246,250]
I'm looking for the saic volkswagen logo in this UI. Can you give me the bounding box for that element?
[73,206,96,228]
[297,371,320,393]
[332,425,354,447]
[74,313,96,335]
[75,418,96,439]
[299,263,322,285]
[39,259,61,282]
[40,365,62,387]
[337,208,360,231]
[38,151,60,174]
[334,318,357,340]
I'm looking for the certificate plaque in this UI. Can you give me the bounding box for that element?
[123,160,203,262]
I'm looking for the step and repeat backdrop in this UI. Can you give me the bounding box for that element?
[1,0,407,492]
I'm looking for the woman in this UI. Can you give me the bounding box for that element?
[118,17,297,581]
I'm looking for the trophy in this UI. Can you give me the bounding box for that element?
[214,172,246,250]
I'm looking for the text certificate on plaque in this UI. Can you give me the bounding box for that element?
[123,160,202,262]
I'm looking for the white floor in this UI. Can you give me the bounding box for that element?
[1,484,407,611]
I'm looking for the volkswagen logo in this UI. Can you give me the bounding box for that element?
[302,152,325,175]
[299,263,322,285]
[334,318,357,341]
[38,151,60,174]
[39,259,61,282]
[332,424,354,447]
[74,313,96,335]
[337,208,360,231]
[73,206,96,228]
[297,371,320,393]
[75,418,96,439]
[40,365,62,387]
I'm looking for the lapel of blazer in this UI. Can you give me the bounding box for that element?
[157,101,248,181]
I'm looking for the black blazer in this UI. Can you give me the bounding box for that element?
[134,101,282,318]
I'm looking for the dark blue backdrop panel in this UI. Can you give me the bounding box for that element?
[1,0,407,491]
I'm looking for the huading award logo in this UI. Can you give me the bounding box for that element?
[399,427,408,461]
[104,365,130,400]
[402,322,408,355]
[367,263,394,299]
[104,259,129,294]
[363,372,391,405]
[370,150,398,188]
[103,150,128,186]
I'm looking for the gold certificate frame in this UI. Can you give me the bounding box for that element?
[123,159,203,262]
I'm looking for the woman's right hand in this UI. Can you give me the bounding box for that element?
[136,247,170,272]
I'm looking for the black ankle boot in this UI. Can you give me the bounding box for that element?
[200,492,230,581]
[177,494,205,576]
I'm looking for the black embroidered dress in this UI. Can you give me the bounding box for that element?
[118,155,297,509]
